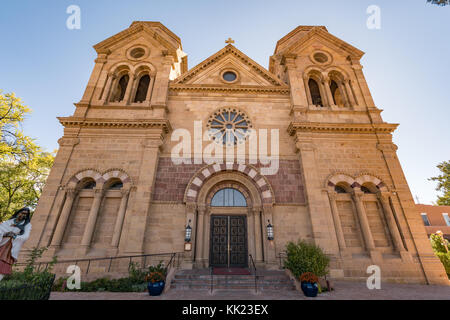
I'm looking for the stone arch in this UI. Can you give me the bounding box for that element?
[326,173,355,192]
[108,61,135,75]
[354,174,388,192]
[184,163,274,205]
[66,169,104,190]
[101,169,133,190]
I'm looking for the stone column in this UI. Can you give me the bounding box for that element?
[352,191,381,262]
[144,73,156,106]
[327,191,347,252]
[111,188,131,248]
[123,75,135,104]
[247,208,256,262]
[377,192,407,254]
[202,206,210,265]
[103,74,117,104]
[339,80,351,108]
[322,78,335,108]
[195,205,206,266]
[253,207,263,263]
[50,188,77,248]
[344,79,357,108]
[79,188,105,254]
[303,76,313,106]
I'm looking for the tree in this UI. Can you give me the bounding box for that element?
[0,91,37,162]
[0,151,55,220]
[0,91,56,220]
[429,161,450,206]
[427,0,450,6]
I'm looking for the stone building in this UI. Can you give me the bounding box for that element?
[23,21,448,284]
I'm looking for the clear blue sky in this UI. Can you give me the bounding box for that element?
[0,1,449,204]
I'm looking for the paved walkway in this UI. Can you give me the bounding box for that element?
[50,281,450,300]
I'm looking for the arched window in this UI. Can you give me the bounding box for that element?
[82,180,96,190]
[111,74,129,102]
[211,188,247,207]
[134,75,150,103]
[308,79,323,107]
[330,80,344,106]
[335,185,347,194]
[108,181,123,190]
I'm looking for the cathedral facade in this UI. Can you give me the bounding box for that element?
[24,22,448,284]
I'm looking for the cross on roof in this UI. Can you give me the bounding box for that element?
[225,37,235,45]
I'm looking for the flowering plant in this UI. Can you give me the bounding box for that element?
[300,272,318,284]
[145,271,165,283]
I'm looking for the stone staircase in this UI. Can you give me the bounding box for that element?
[170,269,296,291]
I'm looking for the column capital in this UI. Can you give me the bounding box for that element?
[65,188,77,199]
[93,188,105,198]
[327,190,337,201]
[352,190,364,201]
[120,188,131,198]
[186,202,197,213]
[197,204,207,215]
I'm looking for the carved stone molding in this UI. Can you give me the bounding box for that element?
[58,137,80,147]
[377,143,398,152]
[288,122,399,136]
[58,117,172,134]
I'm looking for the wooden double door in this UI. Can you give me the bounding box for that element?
[210,215,248,268]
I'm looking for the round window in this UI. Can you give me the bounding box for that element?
[313,52,328,63]
[130,47,145,59]
[223,71,237,82]
[207,108,252,146]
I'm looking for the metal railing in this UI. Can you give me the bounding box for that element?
[209,266,213,293]
[249,254,257,293]
[277,251,287,269]
[14,252,184,275]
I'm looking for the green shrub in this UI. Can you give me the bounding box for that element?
[283,240,330,278]
[430,233,450,278]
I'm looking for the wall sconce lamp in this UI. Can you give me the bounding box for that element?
[267,220,274,241]
[185,219,192,243]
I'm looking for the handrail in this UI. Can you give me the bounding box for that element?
[14,252,184,275]
[209,266,213,294]
[249,254,257,293]
[277,251,287,269]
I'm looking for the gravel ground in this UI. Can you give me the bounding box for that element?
[50,280,450,300]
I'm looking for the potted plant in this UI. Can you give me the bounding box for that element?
[145,261,167,296]
[299,272,319,297]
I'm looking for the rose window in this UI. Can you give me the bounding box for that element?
[207,108,252,146]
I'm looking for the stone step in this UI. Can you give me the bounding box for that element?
[171,283,296,290]
[171,269,296,291]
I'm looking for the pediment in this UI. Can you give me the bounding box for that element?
[173,45,286,87]
[93,21,181,59]
[277,26,364,59]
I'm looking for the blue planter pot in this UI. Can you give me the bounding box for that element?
[147,281,165,296]
[301,282,318,297]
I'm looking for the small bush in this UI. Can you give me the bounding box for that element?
[284,240,330,278]
[430,233,450,278]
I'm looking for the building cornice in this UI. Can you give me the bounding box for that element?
[169,84,290,95]
[287,122,398,135]
[58,117,172,133]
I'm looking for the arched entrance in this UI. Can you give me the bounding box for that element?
[183,164,276,269]
[209,187,249,268]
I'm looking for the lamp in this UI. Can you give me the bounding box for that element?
[185,219,192,243]
[267,220,274,241]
